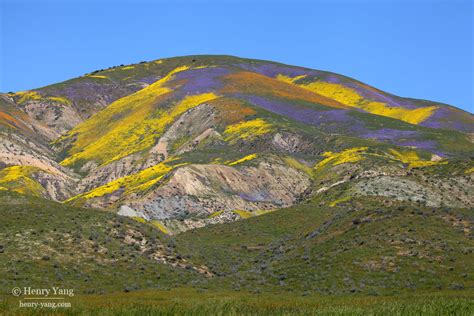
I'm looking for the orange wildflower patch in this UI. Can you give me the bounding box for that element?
[0,111,23,129]
[208,98,257,125]
[0,111,19,123]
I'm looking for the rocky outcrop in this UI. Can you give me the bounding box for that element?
[31,169,78,201]
[16,100,83,139]
[75,103,220,192]
[272,132,305,153]
[77,153,149,192]
[0,134,79,201]
[119,159,311,220]
[354,175,474,208]
[0,134,64,176]
[149,103,219,159]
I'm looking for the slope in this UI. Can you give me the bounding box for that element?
[0,191,211,294]
[0,55,472,231]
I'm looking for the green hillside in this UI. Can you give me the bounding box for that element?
[0,55,472,314]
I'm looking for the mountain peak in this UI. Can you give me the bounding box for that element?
[0,56,472,233]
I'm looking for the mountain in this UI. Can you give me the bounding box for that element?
[1,55,472,234]
[1,55,473,301]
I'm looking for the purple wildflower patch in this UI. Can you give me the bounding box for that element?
[43,81,137,105]
[362,129,446,155]
[393,140,438,151]
[235,63,319,78]
[173,67,231,95]
[421,107,474,133]
[361,128,419,141]
[241,94,369,134]
[342,80,419,110]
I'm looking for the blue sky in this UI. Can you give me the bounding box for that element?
[1,0,472,112]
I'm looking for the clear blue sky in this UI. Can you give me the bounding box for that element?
[1,0,472,112]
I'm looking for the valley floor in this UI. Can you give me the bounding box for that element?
[1,288,473,315]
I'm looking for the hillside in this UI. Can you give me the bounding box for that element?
[0,56,473,306]
[0,55,472,235]
[0,191,210,294]
[176,191,474,295]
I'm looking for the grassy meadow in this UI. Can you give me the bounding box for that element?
[1,288,473,315]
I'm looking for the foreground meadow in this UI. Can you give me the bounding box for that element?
[1,288,473,315]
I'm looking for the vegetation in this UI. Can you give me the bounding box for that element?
[277,74,438,124]
[224,118,273,142]
[59,65,217,169]
[0,166,44,197]
[67,158,186,206]
[0,192,204,295]
[1,55,473,314]
[3,183,472,297]
[1,288,473,315]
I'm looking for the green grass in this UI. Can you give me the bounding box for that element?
[0,192,204,294]
[0,182,473,314]
[4,187,471,298]
[175,192,474,295]
[1,288,473,315]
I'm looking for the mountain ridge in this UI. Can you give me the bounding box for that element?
[1,55,473,301]
[0,55,472,234]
